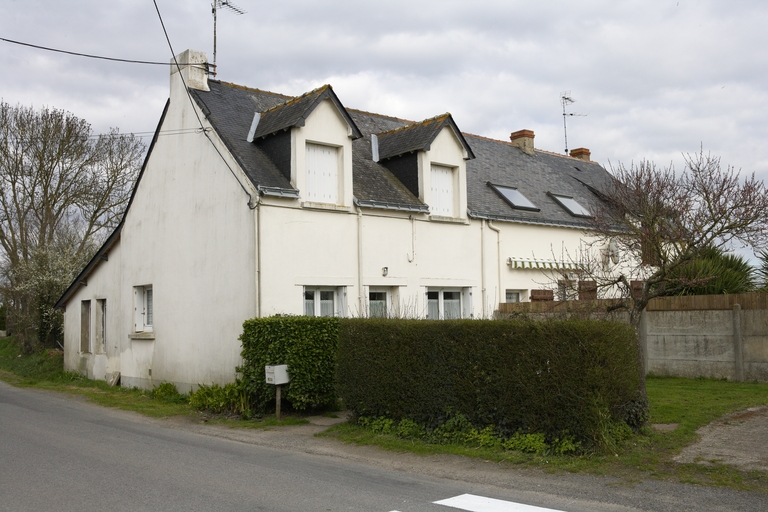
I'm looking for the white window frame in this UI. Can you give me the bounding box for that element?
[303,286,346,317]
[134,285,153,332]
[430,164,456,217]
[368,287,393,319]
[305,143,340,204]
[426,288,471,319]
[557,279,578,301]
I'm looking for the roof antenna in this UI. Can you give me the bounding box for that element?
[560,91,587,155]
[211,1,245,77]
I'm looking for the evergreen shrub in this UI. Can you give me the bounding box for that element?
[337,318,641,446]
[239,315,340,412]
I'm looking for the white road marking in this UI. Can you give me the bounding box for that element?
[433,493,566,512]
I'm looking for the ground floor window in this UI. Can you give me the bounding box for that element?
[96,299,106,353]
[80,300,91,353]
[134,285,153,332]
[427,288,464,319]
[304,287,346,317]
[505,290,522,303]
[368,287,399,318]
[557,279,578,301]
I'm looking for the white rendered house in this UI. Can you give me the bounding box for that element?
[56,50,615,391]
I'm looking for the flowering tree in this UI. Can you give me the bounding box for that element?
[0,102,145,350]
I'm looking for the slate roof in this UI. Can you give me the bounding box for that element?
[376,113,475,161]
[465,135,614,228]
[252,85,362,140]
[191,80,614,227]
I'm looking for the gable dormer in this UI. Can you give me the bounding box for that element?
[247,85,362,208]
[374,114,474,219]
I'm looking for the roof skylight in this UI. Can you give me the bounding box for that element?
[550,193,591,217]
[488,183,539,211]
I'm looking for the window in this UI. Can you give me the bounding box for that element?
[430,164,455,216]
[80,300,91,353]
[96,299,106,353]
[306,143,339,204]
[134,285,153,332]
[369,291,387,318]
[368,288,398,318]
[304,287,345,317]
[427,288,468,319]
[549,193,591,217]
[505,290,522,303]
[489,183,539,211]
[557,279,578,301]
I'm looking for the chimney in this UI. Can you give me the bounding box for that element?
[170,49,210,92]
[570,147,591,161]
[510,129,535,155]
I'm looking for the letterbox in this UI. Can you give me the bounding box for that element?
[265,364,290,385]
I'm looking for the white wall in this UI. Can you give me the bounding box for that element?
[62,238,124,381]
[64,61,259,392]
[62,52,607,389]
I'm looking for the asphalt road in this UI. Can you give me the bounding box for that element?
[0,381,764,512]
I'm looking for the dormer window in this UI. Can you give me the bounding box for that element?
[488,183,539,211]
[550,193,591,217]
[305,143,339,204]
[430,164,455,216]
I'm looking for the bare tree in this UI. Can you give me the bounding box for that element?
[0,101,145,350]
[580,150,768,401]
[587,151,768,321]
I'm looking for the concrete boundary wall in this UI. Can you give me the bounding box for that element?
[497,293,768,382]
[644,305,768,382]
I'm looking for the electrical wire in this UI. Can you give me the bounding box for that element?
[151,0,256,208]
[2,128,206,144]
[0,37,192,66]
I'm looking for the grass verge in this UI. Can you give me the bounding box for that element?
[320,376,768,493]
[0,336,306,425]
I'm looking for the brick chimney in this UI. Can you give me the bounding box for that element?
[570,147,591,161]
[510,129,535,155]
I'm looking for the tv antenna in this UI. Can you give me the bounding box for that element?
[560,91,587,155]
[211,1,245,77]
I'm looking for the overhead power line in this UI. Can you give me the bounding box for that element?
[0,37,192,66]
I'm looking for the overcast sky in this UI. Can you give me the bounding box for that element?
[2,2,767,239]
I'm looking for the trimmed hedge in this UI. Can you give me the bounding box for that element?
[336,318,642,444]
[239,316,339,412]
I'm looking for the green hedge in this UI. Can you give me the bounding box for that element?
[239,316,339,412]
[336,318,642,444]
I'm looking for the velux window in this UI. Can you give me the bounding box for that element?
[550,193,591,217]
[306,143,339,204]
[489,183,538,211]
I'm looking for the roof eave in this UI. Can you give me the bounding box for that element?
[55,99,171,310]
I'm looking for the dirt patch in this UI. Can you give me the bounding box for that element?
[675,406,768,472]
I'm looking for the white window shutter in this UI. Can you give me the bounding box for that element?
[134,287,143,332]
[306,144,338,204]
[430,165,454,216]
